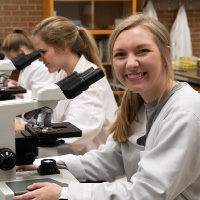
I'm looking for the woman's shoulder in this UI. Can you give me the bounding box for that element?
[175,82,200,100]
[164,82,200,116]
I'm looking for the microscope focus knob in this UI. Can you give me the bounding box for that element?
[37,159,60,175]
[0,148,16,171]
[24,152,36,164]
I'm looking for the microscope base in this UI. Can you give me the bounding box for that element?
[0,169,78,200]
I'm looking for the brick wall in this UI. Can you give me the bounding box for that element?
[157,9,200,58]
[1,1,200,56]
[0,0,44,80]
[0,0,44,43]
[0,0,200,80]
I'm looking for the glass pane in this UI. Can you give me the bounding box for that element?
[94,0,132,30]
[54,1,92,29]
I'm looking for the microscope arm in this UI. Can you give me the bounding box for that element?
[0,60,15,78]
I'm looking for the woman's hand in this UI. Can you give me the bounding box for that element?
[16,165,38,172]
[15,122,25,134]
[13,182,62,200]
[8,79,18,86]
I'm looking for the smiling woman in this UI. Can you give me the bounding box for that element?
[112,26,172,103]
[107,13,176,143]
[14,14,200,200]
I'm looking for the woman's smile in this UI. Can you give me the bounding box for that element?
[126,72,145,80]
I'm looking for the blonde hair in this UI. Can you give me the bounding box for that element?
[32,16,104,72]
[2,28,35,53]
[108,13,174,143]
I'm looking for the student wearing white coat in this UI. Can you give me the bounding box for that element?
[2,28,57,99]
[15,14,200,200]
[47,55,116,155]
[2,28,57,127]
[28,16,117,157]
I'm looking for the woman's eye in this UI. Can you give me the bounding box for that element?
[113,52,124,58]
[138,49,150,54]
[39,50,46,55]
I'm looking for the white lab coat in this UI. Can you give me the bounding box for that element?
[37,55,117,157]
[17,59,57,99]
[143,0,158,20]
[60,82,200,200]
[170,5,192,65]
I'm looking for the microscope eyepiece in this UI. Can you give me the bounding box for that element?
[11,51,41,70]
[56,67,104,99]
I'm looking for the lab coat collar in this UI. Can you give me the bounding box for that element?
[73,55,91,73]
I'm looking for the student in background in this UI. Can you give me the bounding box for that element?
[2,28,57,99]
[18,16,117,156]
[2,28,57,128]
[15,13,200,200]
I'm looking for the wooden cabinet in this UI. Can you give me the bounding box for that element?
[43,0,137,103]
[43,1,136,28]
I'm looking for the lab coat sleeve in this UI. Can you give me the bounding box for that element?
[61,135,125,183]
[65,110,200,200]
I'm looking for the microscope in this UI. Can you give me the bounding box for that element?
[0,51,41,100]
[0,53,105,199]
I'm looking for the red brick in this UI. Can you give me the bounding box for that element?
[3,5,19,11]
[20,5,36,10]
[12,0,28,4]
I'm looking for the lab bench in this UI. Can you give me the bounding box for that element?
[174,67,200,92]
